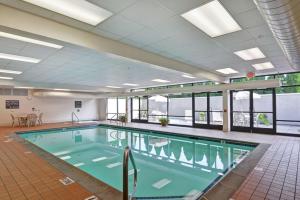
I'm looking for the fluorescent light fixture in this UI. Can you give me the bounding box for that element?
[0,69,22,74]
[15,86,34,89]
[181,0,241,37]
[123,83,139,86]
[152,79,170,83]
[106,86,121,89]
[216,68,238,74]
[0,32,63,49]
[0,76,13,80]
[234,47,266,60]
[252,62,274,70]
[53,88,71,91]
[0,53,40,63]
[182,74,196,79]
[22,0,113,26]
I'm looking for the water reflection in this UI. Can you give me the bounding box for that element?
[105,128,252,172]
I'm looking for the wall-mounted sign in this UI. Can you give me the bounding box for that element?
[75,101,82,108]
[6,100,19,109]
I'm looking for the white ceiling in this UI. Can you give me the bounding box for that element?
[0,0,294,91]
[0,36,198,90]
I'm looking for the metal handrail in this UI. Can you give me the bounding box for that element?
[72,112,79,123]
[123,146,138,200]
[109,113,118,123]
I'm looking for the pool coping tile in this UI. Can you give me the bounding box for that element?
[199,143,270,200]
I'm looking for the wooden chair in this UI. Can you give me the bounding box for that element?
[38,113,43,125]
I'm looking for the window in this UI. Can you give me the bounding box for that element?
[194,92,223,128]
[168,94,192,126]
[209,92,223,125]
[131,97,148,122]
[106,97,126,120]
[276,86,300,135]
[194,93,208,124]
[148,95,168,123]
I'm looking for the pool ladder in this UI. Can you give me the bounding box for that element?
[123,146,138,200]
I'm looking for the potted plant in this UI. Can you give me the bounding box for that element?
[119,115,127,123]
[199,112,206,122]
[258,113,270,126]
[159,117,169,127]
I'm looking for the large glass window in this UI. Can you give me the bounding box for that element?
[253,89,273,129]
[131,97,148,122]
[148,95,168,123]
[194,92,223,128]
[232,91,251,128]
[194,93,208,125]
[276,86,300,135]
[107,98,118,119]
[209,92,223,125]
[107,97,126,120]
[168,94,192,126]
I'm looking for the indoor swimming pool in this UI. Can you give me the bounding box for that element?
[19,125,255,199]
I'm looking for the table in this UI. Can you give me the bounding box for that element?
[15,113,37,127]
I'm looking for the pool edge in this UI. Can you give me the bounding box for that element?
[199,143,270,200]
[12,132,123,200]
[15,123,265,200]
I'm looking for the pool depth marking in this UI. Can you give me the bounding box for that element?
[152,178,172,189]
[92,157,107,162]
[106,162,122,168]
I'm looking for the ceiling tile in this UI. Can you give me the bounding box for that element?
[119,0,175,28]
[96,15,144,37]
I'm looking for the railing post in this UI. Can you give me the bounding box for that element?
[123,147,129,200]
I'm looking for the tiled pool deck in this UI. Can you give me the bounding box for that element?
[0,121,300,200]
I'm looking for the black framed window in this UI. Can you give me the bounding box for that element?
[131,96,148,122]
[148,95,168,123]
[106,97,126,120]
[194,92,223,129]
[275,73,300,135]
[168,94,193,126]
[230,89,275,134]
[194,93,208,125]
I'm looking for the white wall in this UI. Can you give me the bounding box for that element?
[0,95,100,126]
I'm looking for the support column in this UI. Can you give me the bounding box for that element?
[223,90,231,132]
[98,98,107,121]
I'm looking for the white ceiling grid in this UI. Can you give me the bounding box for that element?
[0,0,293,90]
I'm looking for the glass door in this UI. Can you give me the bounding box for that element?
[231,90,251,132]
[194,92,223,129]
[131,97,148,123]
[252,89,275,134]
[231,89,275,134]
[194,93,208,128]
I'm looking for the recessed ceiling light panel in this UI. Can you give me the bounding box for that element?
[22,0,113,26]
[53,88,71,91]
[252,62,274,70]
[152,79,170,83]
[234,47,266,60]
[15,86,34,89]
[106,86,121,89]
[216,68,238,74]
[0,76,13,80]
[182,74,196,79]
[0,69,22,74]
[0,53,40,63]
[0,32,63,49]
[181,0,241,37]
[123,83,139,86]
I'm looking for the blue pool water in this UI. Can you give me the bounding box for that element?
[19,125,255,198]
